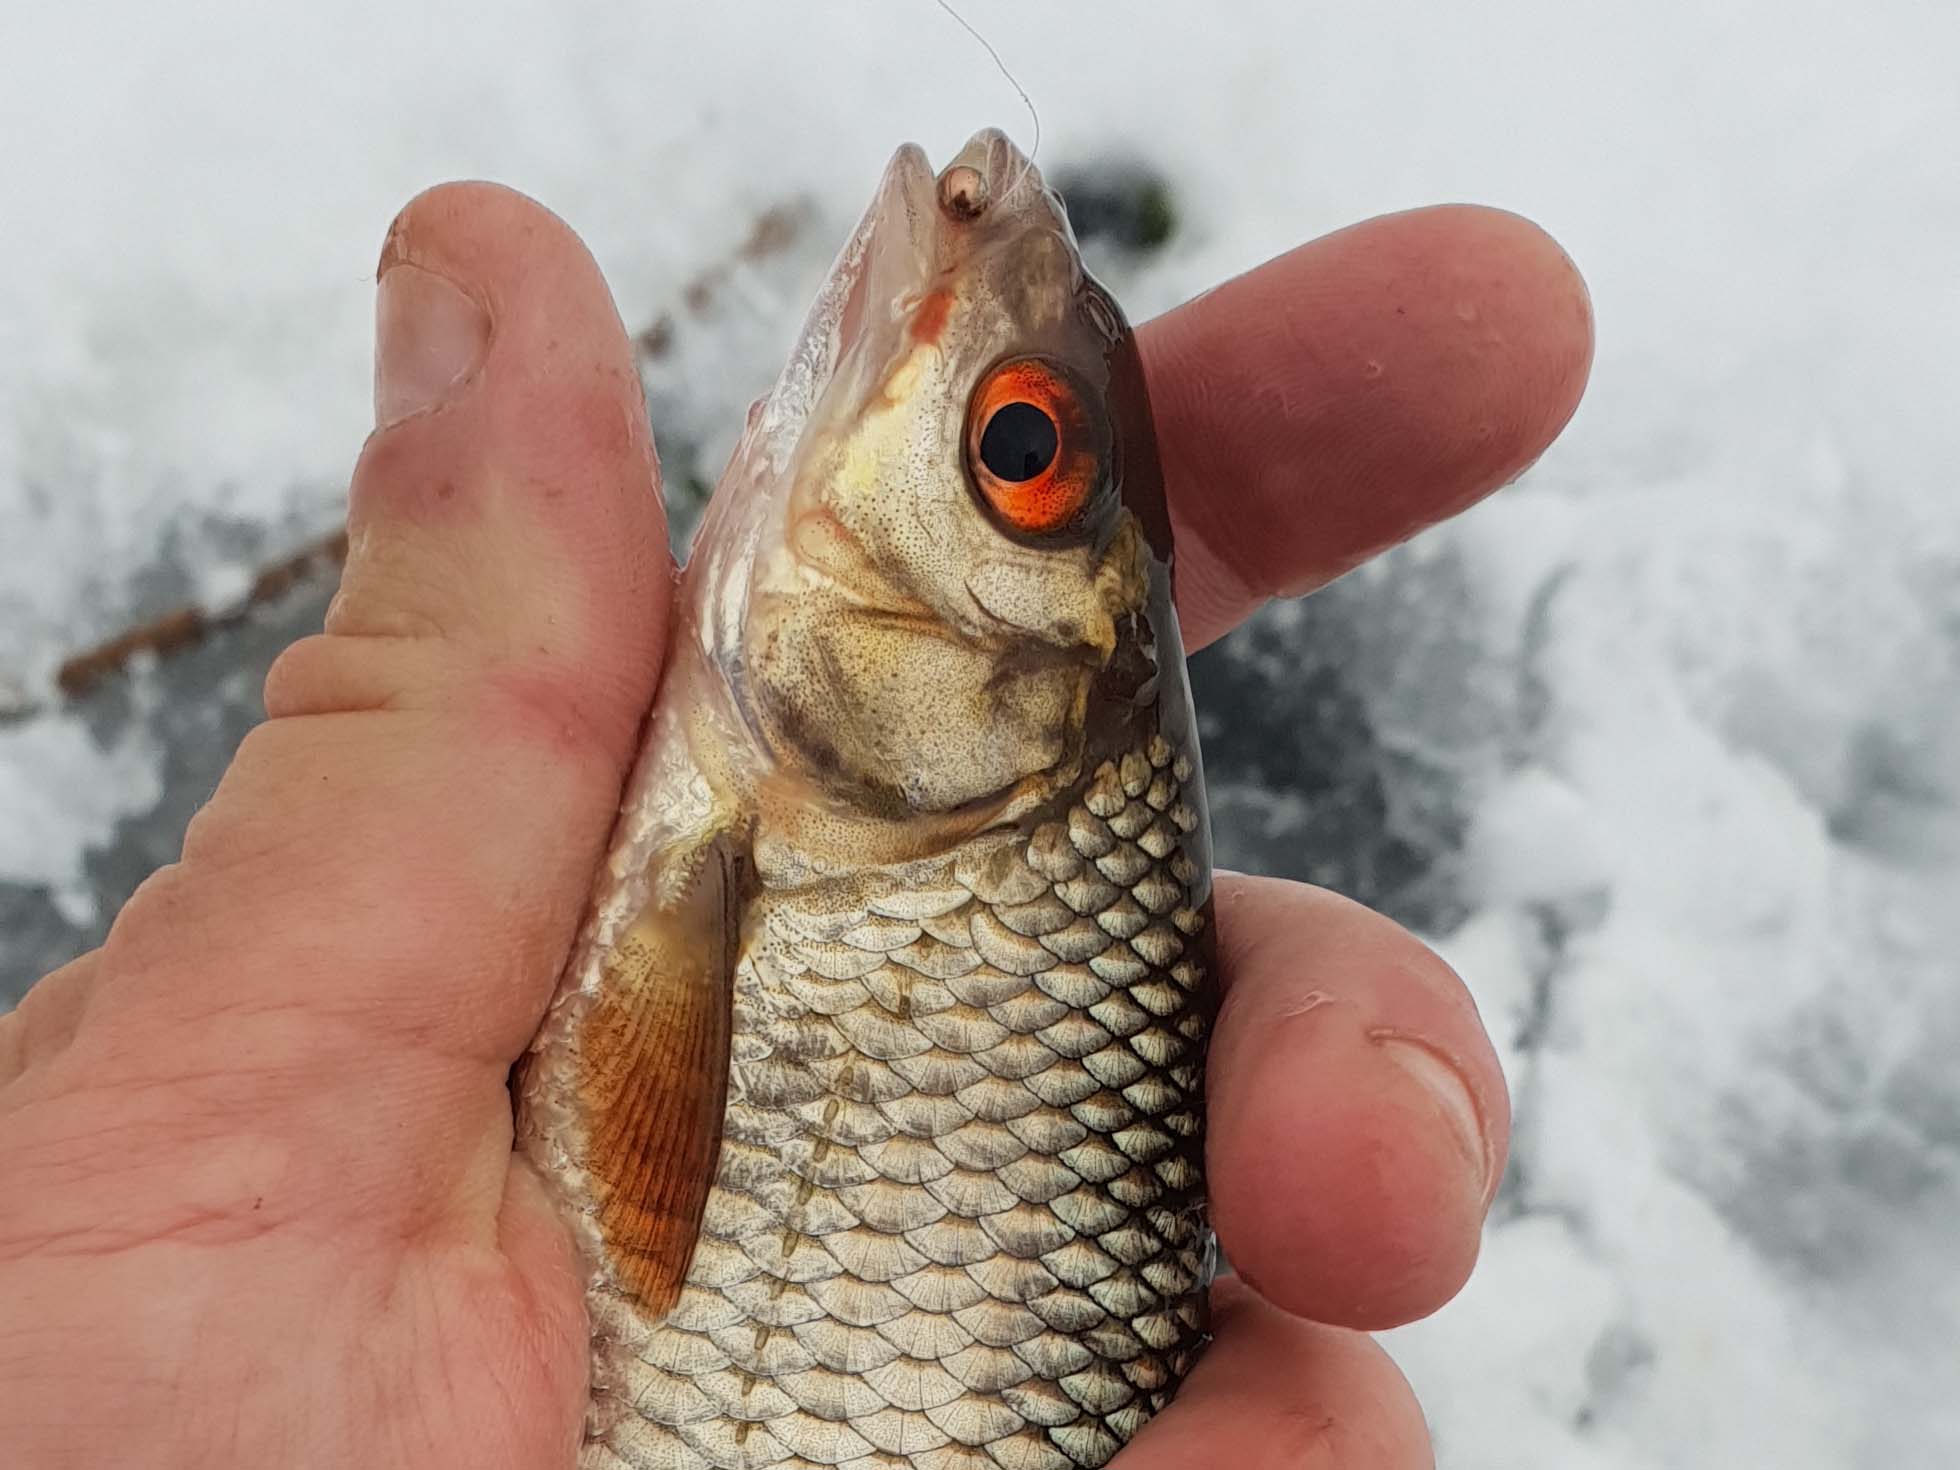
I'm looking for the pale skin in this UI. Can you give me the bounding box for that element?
[0,183,1592,1468]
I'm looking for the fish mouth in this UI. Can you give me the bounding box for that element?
[739,142,930,477]
[828,142,938,363]
[875,128,1056,264]
[933,128,1050,225]
[789,130,1060,394]
[746,129,1062,509]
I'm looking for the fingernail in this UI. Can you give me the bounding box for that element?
[1374,1033,1494,1202]
[374,262,489,427]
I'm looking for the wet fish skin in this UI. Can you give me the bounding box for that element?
[518,129,1214,1470]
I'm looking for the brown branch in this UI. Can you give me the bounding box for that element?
[10,200,813,723]
[51,529,349,702]
[635,199,811,363]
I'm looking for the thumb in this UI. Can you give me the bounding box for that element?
[6,183,669,1239]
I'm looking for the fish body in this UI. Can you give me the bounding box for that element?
[518,131,1215,1470]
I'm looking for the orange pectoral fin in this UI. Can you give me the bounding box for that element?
[577,830,745,1317]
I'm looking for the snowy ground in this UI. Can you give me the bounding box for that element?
[4,2,1958,1465]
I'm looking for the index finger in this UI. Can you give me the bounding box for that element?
[1205,875,1510,1330]
[1140,204,1594,649]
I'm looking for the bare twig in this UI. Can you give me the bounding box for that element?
[7,200,814,726]
[45,529,350,705]
[635,200,811,363]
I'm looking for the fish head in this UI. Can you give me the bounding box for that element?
[693,129,1175,820]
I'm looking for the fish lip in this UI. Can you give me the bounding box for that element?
[800,140,936,373]
[834,131,1061,365]
[744,142,936,464]
[882,140,938,220]
[883,131,1064,270]
[868,140,938,269]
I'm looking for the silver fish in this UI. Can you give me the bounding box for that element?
[518,129,1215,1470]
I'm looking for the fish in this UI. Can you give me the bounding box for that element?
[517,128,1215,1470]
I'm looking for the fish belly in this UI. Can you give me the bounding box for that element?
[585,733,1214,1470]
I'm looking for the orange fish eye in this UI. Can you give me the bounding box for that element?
[964,357,1107,537]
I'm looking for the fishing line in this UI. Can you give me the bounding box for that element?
[930,0,1042,193]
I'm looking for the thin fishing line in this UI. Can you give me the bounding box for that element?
[930,0,1041,194]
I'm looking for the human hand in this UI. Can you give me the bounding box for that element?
[0,183,1590,1468]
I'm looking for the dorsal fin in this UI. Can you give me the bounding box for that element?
[576,827,746,1315]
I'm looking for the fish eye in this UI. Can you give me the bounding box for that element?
[978,401,1059,482]
[964,357,1108,536]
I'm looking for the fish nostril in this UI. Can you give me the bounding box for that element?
[938,164,989,221]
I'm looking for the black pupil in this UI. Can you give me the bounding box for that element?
[979,401,1059,482]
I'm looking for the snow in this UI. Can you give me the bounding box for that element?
[3,1,1958,1464]
[0,709,159,919]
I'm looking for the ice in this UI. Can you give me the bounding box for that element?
[1462,767,1610,910]
[4,1,1958,1465]
[0,710,159,920]
[193,559,257,619]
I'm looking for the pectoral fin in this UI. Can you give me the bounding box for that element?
[577,828,746,1316]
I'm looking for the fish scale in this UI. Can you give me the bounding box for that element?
[586,733,1212,1470]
